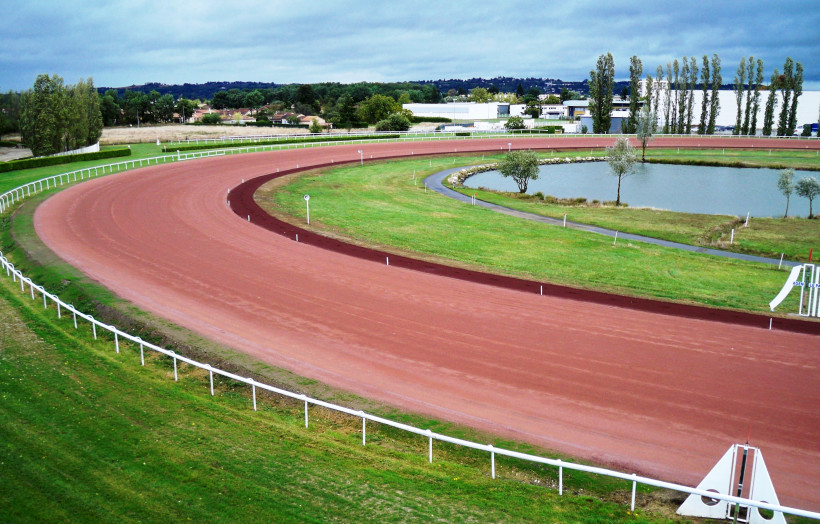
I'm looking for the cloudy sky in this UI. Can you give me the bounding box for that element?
[2,0,818,92]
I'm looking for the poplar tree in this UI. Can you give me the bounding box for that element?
[685,56,698,134]
[671,60,680,134]
[589,53,615,134]
[676,58,688,134]
[644,75,654,114]
[707,54,721,134]
[748,59,764,135]
[19,74,69,156]
[741,57,755,135]
[663,63,672,134]
[698,55,711,134]
[733,57,746,135]
[762,69,779,136]
[777,58,794,136]
[654,65,664,123]
[787,61,803,134]
[624,56,642,133]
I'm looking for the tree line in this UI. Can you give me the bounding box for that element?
[16,74,102,157]
[588,54,806,136]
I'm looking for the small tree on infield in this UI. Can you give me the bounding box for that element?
[777,168,795,218]
[309,118,322,134]
[606,137,638,206]
[796,176,820,218]
[499,150,539,193]
[504,116,525,130]
[635,105,657,162]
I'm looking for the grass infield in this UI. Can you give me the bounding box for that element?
[257,150,818,313]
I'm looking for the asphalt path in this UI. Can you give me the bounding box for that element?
[426,167,801,267]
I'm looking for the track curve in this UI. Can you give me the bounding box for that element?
[34,138,820,510]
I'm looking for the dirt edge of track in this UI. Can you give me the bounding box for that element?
[228,154,820,336]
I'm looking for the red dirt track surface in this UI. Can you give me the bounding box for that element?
[35,138,820,510]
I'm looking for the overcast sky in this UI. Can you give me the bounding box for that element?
[2,0,818,92]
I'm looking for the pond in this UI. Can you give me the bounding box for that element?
[462,162,818,218]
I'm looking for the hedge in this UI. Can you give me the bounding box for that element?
[0,147,132,173]
[164,134,402,153]
[410,116,452,123]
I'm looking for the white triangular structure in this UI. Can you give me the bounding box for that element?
[747,452,786,524]
[677,444,786,523]
[677,445,735,518]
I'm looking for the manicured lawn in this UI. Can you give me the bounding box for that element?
[0,223,685,523]
[258,154,808,312]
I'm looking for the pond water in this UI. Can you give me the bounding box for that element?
[463,162,818,217]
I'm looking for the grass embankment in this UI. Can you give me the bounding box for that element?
[258,153,811,313]
[0,143,165,195]
[454,148,820,262]
[0,208,686,523]
[646,147,820,171]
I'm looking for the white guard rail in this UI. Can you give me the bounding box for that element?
[0,146,819,520]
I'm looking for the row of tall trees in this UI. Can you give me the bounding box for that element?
[590,53,806,136]
[761,58,805,136]
[18,74,102,156]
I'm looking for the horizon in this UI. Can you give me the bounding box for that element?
[2,1,818,93]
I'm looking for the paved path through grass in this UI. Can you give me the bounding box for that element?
[427,167,801,267]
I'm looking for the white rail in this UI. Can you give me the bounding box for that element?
[0,146,819,520]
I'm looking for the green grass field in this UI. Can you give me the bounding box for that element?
[2,141,818,522]
[0,210,692,522]
[258,152,812,313]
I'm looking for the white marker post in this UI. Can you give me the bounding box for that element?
[304,194,310,224]
[358,149,363,165]
[745,212,750,227]
[730,228,734,244]
[508,142,512,152]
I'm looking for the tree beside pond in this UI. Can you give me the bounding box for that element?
[777,168,795,218]
[606,137,638,206]
[635,105,657,162]
[499,150,539,193]
[796,176,819,218]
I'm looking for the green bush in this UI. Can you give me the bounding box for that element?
[245,120,273,127]
[0,140,19,148]
[410,116,452,123]
[374,114,411,132]
[0,147,132,173]
[454,132,470,137]
[164,134,402,153]
[200,113,222,125]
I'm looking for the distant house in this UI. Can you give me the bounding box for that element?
[271,112,301,124]
[299,116,326,126]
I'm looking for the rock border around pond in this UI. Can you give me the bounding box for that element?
[447,156,606,187]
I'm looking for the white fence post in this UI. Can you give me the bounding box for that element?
[251,382,257,411]
[303,396,309,428]
[114,331,119,353]
[490,444,496,479]
[173,355,178,381]
[427,429,433,463]
[558,459,563,495]
[631,473,637,511]
[361,411,366,446]
[209,367,214,396]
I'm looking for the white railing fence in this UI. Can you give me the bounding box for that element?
[0,154,818,520]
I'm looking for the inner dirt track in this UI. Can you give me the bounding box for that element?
[35,137,820,510]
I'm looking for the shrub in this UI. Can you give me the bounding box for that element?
[374,114,411,132]
[0,147,131,173]
[410,116,452,123]
[505,116,525,130]
[455,132,470,137]
[309,118,323,134]
[200,113,222,125]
